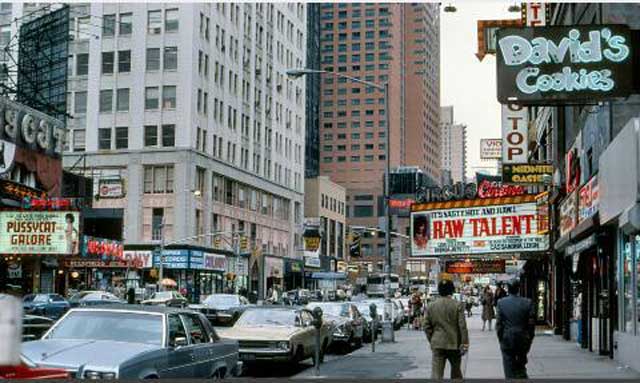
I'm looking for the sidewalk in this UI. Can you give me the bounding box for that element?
[294,308,640,379]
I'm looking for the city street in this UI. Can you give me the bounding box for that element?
[293,308,640,379]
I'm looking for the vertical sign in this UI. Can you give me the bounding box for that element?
[501,103,528,164]
[525,3,547,27]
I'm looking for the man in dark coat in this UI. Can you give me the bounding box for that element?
[495,279,536,379]
[126,287,136,304]
[424,279,469,379]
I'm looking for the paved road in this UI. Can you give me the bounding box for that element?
[293,307,640,379]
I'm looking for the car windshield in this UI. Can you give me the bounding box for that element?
[308,303,348,317]
[46,311,163,346]
[82,293,118,301]
[70,291,99,301]
[236,309,297,327]
[203,295,239,306]
[33,295,50,303]
[151,292,174,300]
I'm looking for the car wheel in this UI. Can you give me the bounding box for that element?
[211,368,225,380]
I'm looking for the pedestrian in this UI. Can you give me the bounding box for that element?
[464,295,474,317]
[495,279,536,379]
[126,287,136,304]
[494,282,507,305]
[423,280,469,380]
[481,285,495,331]
[410,288,423,330]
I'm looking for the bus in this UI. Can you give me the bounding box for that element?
[366,273,400,297]
[409,276,429,293]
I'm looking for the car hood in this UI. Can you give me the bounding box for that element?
[22,339,161,370]
[219,326,301,341]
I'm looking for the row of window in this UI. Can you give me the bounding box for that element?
[71,46,179,79]
[100,9,178,38]
[323,143,385,151]
[321,193,345,216]
[323,155,386,163]
[322,104,386,118]
[322,115,385,125]
[322,19,389,30]
[97,124,176,151]
[73,85,177,115]
[322,30,390,41]
[324,132,386,140]
[322,41,391,53]
[322,52,391,64]
[323,64,391,73]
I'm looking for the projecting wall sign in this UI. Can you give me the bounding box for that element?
[497,25,633,104]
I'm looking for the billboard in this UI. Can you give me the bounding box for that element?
[480,139,503,160]
[411,197,549,257]
[578,176,599,223]
[496,25,633,104]
[559,191,578,238]
[0,211,79,254]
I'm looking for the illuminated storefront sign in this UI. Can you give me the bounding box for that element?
[0,211,80,254]
[497,25,633,103]
[411,197,549,257]
[0,180,46,202]
[578,176,599,223]
[81,236,124,260]
[502,163,553,184]
[445,259,506,274]
[0,97,66,158]
[559,191,578,238]
[501,103,528,163]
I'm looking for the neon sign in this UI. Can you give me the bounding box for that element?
[497,25,633,104]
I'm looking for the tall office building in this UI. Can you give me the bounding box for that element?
[318,3,440,272]
[441,106,467,184]
[304,3,320,179]
[1,3,308,297]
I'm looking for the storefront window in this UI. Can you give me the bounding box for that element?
[623,236,634,333]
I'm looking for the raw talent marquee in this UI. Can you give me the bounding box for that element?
[0,211,80,254]
[411,202,549,256]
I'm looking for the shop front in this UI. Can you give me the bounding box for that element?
[599,118,640,371]
[303,254,322,290]
[264,255,284,295]
[0,210,81,296]
[283,258,303,291]
[152,249,199,302]
[199,252,226,300]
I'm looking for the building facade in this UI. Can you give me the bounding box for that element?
[440,106,467,184]
[317,3,440,273]
[304,176,347,271]
[0,3,309,300]
[304,3,321,179]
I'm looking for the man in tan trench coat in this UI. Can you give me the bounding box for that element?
[424,279,469,379]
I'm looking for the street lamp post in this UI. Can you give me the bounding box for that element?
[287,68,393,339]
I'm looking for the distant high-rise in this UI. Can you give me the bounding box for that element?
[441,106,467,184]
[305,3,321,179]
[317,3,440,272]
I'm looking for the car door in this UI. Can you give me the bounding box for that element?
[181,313,223,378]
[49,295,67,318]
[161,314,195,378]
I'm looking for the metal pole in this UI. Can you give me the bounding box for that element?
[383,82,395,342]
[158,224,164,292]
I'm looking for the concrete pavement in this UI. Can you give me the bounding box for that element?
[294,307,640,379]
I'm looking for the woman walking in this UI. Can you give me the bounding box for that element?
[481,285,495,331]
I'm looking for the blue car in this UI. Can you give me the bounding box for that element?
[23,294,70,319]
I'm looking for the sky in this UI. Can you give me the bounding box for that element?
[440,1,517,179]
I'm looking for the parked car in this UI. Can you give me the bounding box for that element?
[22,294,70,319]
[21,305,242,379]
[306,302,365,351]
[68,291,125,307]
[141,291,188,308]
[219,306,332,365]
[189,294,251,326]
[22,315,55,342]
[0,356,70,379]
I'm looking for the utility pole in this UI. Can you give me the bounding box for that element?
[157,223,165,292]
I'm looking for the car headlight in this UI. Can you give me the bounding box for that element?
[277,341,289,350]
[85,370,116,379]
[334,324,346,335]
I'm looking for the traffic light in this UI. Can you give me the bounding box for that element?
[240,236,248,252]
[214,238,222,249]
